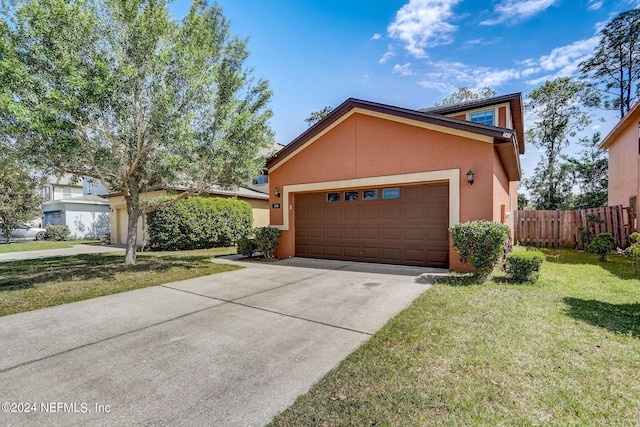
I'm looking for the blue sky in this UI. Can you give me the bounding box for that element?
[171,0,640,179]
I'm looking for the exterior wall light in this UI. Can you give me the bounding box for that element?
[466,170,475,185]
[274,187,281,198]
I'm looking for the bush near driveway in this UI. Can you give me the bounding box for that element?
[269,248,640,426]
[449,220,510,281]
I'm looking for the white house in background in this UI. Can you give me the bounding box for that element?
[247,142,285,194]
[42,174,110,239]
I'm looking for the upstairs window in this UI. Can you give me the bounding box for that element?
[253,175,269,185]
[470,110,494,126]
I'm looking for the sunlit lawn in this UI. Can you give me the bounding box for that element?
[270,248,640,426]
[0,239,100,253]
[0,247,239,316]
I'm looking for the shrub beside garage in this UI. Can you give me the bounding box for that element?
[147,196,253,250]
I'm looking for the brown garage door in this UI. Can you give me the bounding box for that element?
[295,183,449,267]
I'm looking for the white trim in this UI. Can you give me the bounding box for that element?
[274,169,460,231]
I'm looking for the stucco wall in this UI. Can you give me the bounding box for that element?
[269,111,517,270]
[607,121,639,207]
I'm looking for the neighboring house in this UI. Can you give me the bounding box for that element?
[265,94,525,270]
[41,175,110,239]
[600,99,640,217]
[247,142,286,194]
[104,186,269,246]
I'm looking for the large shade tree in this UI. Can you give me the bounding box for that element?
[579,9,640,118]
[0,156,43,243]
[0,0,273,263]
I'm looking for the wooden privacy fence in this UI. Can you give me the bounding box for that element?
[514,205,635,249]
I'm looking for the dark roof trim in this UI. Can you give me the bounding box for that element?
[266,97,520,170]
[420,92,525,155]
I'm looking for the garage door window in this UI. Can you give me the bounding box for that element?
[382,187,400,199]
[363,189,378,200]
[345,191,359,201]
[327,192,340,202]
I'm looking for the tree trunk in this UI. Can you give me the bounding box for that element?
[124,196,142,265]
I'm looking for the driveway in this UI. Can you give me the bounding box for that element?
[0,257,445,426]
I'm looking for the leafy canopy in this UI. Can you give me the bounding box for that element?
[0,0,273,263]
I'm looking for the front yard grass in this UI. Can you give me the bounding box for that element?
[0,247,239,316]
[270,248,640,426]
[0,239,100,253]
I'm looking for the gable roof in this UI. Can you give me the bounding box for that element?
[600,99,640,148]
[421,92,525,154]
[266,95,524,180]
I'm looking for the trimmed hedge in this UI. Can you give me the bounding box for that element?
[504,250,545,283]
[147,196,253,251]
[449,220,510,281]
[45,224,71,241]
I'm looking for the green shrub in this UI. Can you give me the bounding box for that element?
[237,237,257,257]
[587,232,615,261]
[254,227,282,259]
[449,220,510,281]
[45,224,71,241]
[147,196,253,251]
[504,250,545,283]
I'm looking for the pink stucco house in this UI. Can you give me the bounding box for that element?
[601,100,640,214]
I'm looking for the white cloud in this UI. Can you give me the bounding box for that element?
[379,51,395,64]
[371,33,382,40]
[418,60,521,93]
[587,1,603,11]
[480,0,557,26]
[393,63,414,76]
[387,0,462,58]
[537,36,599,75]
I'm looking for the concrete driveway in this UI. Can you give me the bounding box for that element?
[0,256,445,426]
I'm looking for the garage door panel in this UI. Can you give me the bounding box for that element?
[295,183,449,268]
[310,228,325,238]
[326,210,341,221]
[361,247,379,259]
[326,228,341,239]
[383,228,402,240]
[403,249,425,262]
[362,228,379,239]
[362,208,381,220]
[403,228,425,240]
[343,227,360,239]
[343,207,360,220]
[326,246,342,257]
[343,246,360,257]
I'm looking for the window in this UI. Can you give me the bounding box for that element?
[363,189,378,200]
[382,187,400,199]
[51,212,62,219]
[253,175,269,185]
[344,191,358,201]
[470,110,494,126]
[44,186,51,201]
[63,186,72,198]
[326,192,340,202]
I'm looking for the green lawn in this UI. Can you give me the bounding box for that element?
[0,247,239,316]
[270,248,640,426]
[0,239,101,253]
